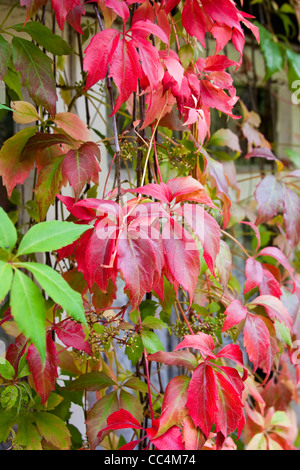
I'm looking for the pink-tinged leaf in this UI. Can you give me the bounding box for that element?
[83,29,120,90]
[187,362,217,438]
[182,0,206,47]
[161,51,184,89]
[167,176,204,201]
[132,182,173,204]
[133,38,164,91]
[245,147,280,163]
[130,19,169,44]
[177,204,220,275]
[244,257,263,294]
[98,409,144,441]
[62,142,101,199]
[51,0,82,31]
[243,313,271,374]
[105,0,130,21]
[20,0,48,24]
[214,370,244,439]
[182,417,207,450]
[0,126,38,198]
[162,219,200,305]
[222,299,247,332]
[202,0,240,28]
[205,156,231,227]
[117,226,162,310]
[148,350,198,370]
[12,37,57,117]
[254,175,285,225]
[283,188,300,248]
[249,295,293,332]
[85,223,118,291]
[149,425,185,450]
[216,344,247,375]
[175,332,216,360]
[119,438,145,450]
[258,246,296,292]
[153,375,190,438]
[53,112,92,142]
[54,319,92,355]
[260,268,282,298]
[21,133,75,161]
[27,332,59,404]
[110,38,142,115]
[163,0,181,15]
[200,79,238,117]
[211,24,233,55]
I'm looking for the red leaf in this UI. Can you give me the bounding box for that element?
[105,0,130,21]
[244,257,263,294]
[83,29,120,90]
[214,370,244,439]
[117,226,163,309]
[175,332,216,360]
[182,0,207,47]
[51,0,82,31]
[85,222,118,291]
[98,409,144,441]
[182,417,206,450]
[187,362,217,438]
[109,38,142,115]
[258,246,296,292]
[249,295,293,332]
[62,142,101,199]
[54,319,92,355]
[148,350,198,370]
[149,425,185,450]
[162,219,200,305]
[176,203,220,275]
[152,375,190,438]
[244,316,268,370]
[66,2,86,34]
[130,19,169,44]
[27,332,59,404]
[222,299,247,331]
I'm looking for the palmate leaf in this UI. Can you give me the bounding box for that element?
[12,36,57,116]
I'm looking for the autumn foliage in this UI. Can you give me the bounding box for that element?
[0,0,300,451]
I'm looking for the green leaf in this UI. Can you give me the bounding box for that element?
[66,371,116,391]
[34,411,71,450]
[142,316,167,330]
[0,207,17,251]
[0,357,15,380]
[12,36,57,117]
[0,34,10,81]
[18,262,87,326]
[15,415,42,450]
[10,269,46,363]
[256,22,285,80]
[12,22,73,56]
[0,261,13,302]
[1,385,19,410]
[275,318,292,347]
[286,48,300,88]
[141,330,164,354]
[17,220,91,256]
[125,334,144,365]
